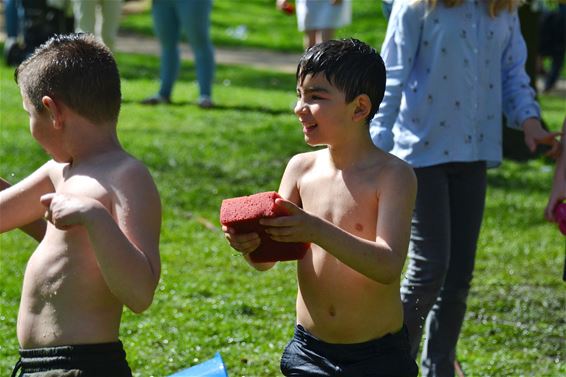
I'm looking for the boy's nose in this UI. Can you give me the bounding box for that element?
[294,101,307,114]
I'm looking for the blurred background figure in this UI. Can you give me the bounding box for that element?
[141,0,215,108]
[381,0,394,20]
[537,2,566,92]
[545,116,566,224]
[4,0,19,39]
[72,0,123,51]
[3,0,74,66]
[371,1,561,376]
[277,0,352,49]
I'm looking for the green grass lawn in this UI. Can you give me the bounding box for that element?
[1,1,565,376]
[1,50,565,376]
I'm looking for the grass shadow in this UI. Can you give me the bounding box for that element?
[121,98,291,116]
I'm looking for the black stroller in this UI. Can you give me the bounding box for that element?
[3,0,74,66]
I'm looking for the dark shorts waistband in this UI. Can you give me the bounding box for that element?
[293,324,411,357]
[14,341,131,377]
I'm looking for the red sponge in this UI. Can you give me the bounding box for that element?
[220,191,309,262]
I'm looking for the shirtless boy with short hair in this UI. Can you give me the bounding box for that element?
[223,38,418,376]
[1,34,161,376]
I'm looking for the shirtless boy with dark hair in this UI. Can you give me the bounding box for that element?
[223,38,418,376]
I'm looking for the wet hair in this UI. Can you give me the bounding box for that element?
[296,38,386,124]
[15,33,121,125]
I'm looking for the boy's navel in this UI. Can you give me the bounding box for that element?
[355,223,364,232]
[328,305,336,317]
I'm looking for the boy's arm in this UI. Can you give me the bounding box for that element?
[0,177,47,241]
[264,159,417,284]
[41,162,161,314]
[0,164,53,241]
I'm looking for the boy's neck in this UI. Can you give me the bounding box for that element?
[326,129,377,170]
[71,141,123,166]
[65,120,122,166]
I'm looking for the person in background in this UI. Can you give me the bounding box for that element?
[140,0,215,108]
[371,1,561,376]
[537,2,566,92]
[545,116,566,223]
[4,0,19,39]
[382,0,394,20]
[72,0,123,51]
[277,0,352,49]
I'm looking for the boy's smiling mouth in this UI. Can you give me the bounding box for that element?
[301,120,318,133]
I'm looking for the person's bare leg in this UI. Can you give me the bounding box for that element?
[304,30,317,49]
[319,28,335,43]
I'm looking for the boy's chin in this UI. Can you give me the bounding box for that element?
[49,153,73,164]
[304,137,325,147]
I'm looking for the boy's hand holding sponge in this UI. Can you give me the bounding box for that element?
[220,191,309,262]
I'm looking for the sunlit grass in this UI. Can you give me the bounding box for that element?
[0,17,565,376]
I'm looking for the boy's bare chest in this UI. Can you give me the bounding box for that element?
[300,172,377,234]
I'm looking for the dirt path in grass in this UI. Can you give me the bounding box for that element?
[116,30,300,74]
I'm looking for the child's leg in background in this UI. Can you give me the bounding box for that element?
[4,0,19,38]
[402,162,486,377]
[73,0,97,37]
[318,29,335,44]
[151,0,181,99]
[177,0,215,99]
[99,0,123,51]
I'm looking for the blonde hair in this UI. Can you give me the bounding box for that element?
[420,0,519,17]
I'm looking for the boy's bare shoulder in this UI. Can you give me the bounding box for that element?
[286,150,322,172]
[88,151,158,196]
[90,151,151,178]
[116,153,153,175]
[379,150,413,172]
[45,159,69,184]
[371,150,416,188]
[112,154,158,191]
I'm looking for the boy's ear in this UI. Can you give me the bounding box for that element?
[352,94,372,123]
[41,96,64,129]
